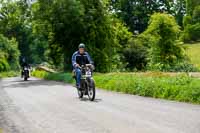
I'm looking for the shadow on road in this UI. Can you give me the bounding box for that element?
[2,78,103,103]
[79,97,102,103]
[2,78,67,88]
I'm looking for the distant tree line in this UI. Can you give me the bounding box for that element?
[0,0,199,72]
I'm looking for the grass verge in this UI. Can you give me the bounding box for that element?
[0,71,19,78]
[33,70,200,104]
[94,73,200,104]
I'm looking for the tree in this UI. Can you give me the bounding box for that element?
[183,1,200,42]
[0,34,20,71]
[33,0,132,72]
[142,13,186,70]
[123,38,147,70]
[32,0,85,70]
[186,0,200,15]
[0,1,30,59]
[110,0,186,33]
[0,0,49,65]
[193,5,200,23]
[173,0,186,27]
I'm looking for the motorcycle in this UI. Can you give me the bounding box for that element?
[23,66,30,81]
[77,64,96,101]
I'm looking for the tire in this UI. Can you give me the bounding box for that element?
[24,77,28,81]
[24,70,28,81]
[88,79,95,101]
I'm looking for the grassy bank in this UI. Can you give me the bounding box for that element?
[33,70,200,104]
[95,73,200,104]
[0,71,19,78]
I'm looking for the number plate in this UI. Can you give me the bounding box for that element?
[86,71,91,77]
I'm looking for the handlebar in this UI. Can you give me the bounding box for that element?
[77,64,94,70]
[85,64,93,67]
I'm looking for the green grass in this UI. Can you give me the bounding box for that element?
[0,71,19,78]
[32,70,74,83]
[94,73,200,104]
[186,42,200,69]
[33,70,200,104]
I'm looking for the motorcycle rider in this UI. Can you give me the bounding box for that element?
[72,43,93,89]
[21,57,30,78]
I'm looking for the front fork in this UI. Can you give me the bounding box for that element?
[80,78,91,94]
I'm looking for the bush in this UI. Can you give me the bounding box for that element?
[0,58,10,72]
[123,38,148,70]
[0,51,10,72]
[148,61,199,72]
[183,15,192,27]
[171,61,199,72]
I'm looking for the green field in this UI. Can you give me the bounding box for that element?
[186,43,200,69]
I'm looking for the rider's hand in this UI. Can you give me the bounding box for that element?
[75,64,80,68]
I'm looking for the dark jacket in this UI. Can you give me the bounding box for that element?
[21,62,30,69]
[71,51,93,68]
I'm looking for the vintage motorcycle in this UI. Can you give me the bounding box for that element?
[77,64,96,101]
[23,66,30,81]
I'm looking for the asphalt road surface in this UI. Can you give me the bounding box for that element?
[0,77,200,133]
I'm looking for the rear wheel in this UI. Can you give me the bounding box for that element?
[88,79,95,101]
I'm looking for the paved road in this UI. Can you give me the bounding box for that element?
[0,77,200,133]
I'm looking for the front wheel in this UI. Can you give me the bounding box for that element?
[88,79,95,101]
[24,77,28,81]
[78,89,83,98]
[24,70,29,81]
[24,76,28,81]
